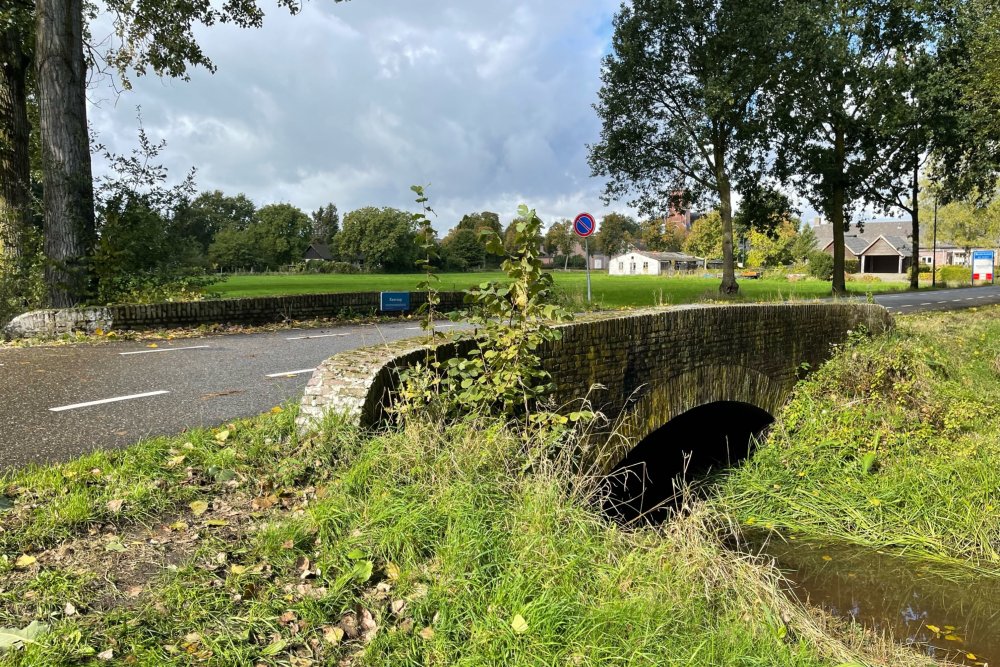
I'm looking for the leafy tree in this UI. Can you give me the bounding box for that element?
[746,218,798,268]
[590,0,786,294]
[594,213,638,257]
[441,228,483,271]
[639,218,686,252]
[790,222,818,262]
[544,220,575,269]
[310,203,339,246]
[454,211,503,267]
[772,0,928,294]
[336,206,417,272]
[683,211,723,260]
[92,121,203,303]
[208,226,255,272]
[174,190,256,253]
[250,203,311,269]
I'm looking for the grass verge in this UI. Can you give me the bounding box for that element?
[1,410,930,665]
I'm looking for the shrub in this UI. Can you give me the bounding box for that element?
[937,265,972,284]
[845,258,860,274]
[551,254,587,270]
[807,251,834,280]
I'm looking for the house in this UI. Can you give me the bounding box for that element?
[303,243,333,261]
[609,249,702,276]
[919,243,967,267]
[820,236,870,263]
[857,235,913,274]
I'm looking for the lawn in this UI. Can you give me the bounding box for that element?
[209,271,910,308]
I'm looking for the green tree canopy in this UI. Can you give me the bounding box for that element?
[594,213,638,257]
[310,203,339,246]
[336,206,418,272]
[684,211,723,260]
[174,190,256,252]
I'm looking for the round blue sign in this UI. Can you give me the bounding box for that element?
[573,212,596,238]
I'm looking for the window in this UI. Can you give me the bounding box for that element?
[618,262,624,270]
[595,259,603,269]
[643,261,649,270]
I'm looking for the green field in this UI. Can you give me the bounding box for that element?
[209,271,909,308]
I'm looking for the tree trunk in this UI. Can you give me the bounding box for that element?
[715,141,738,294]
[909,153,920,290]
[0,20,32,262]
[830,126,847,295]
[35,0,95,307]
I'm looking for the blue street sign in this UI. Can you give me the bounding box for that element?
[380,292,411,312]
[573,212,596,238]
[972,250,995,282]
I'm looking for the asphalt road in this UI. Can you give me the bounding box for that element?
[0,320,465,470]
[2,284,998,470]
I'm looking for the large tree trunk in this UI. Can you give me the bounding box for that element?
[830,126,847,295]
[35,0,95,307]
[909,153,920,290]
[0,19,32,262]
[715,140,738,295]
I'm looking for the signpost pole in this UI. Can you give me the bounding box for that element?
[573,212,596,305]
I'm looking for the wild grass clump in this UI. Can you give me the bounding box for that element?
[715,306,1000,566]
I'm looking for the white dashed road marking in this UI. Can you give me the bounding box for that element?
[265,368,316,378]
[286,333,349,340]
[50,391,170,412]
[119,345,210,356]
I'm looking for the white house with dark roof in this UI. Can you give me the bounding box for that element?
[608,249,703,275]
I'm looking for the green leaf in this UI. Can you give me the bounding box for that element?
[0,621,49,651]
[260,638,287,656]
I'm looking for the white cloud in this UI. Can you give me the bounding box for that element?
[87,0,623,231]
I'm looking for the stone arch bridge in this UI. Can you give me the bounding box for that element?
[298,303,892,473]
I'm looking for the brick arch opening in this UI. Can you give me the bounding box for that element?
[600,400,774,525]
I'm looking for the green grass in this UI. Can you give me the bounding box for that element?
[0,412,926,665]
[714,305,1000,567]
[208,271,909,308]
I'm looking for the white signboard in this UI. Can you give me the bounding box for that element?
[972,250,995,283]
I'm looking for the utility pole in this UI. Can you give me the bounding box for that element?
[932,197,938,287]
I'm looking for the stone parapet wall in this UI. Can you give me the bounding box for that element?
[3,291,467,339]
[296,303,894,447]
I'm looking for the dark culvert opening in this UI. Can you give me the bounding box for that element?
[601,401,775,526]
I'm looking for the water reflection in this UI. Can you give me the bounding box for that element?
[740,531,1000,665]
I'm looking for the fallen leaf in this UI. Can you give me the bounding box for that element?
[215,430,230,443]
[229,565,248,575]
[169,521,188,532]
[252,495,278,510]
[418,626,435,640]
[322,626,344,646]
[14,554,36,569]
[105,539,127,553]
[106,499,124,513]
[511,614,528,634]
[189,501,208,517]
[165,455,186,468]
[359,608,377,643]
[147,343,158,348]
[64,602,77,617]
[125,586,143,598]
[97,648,113,661]
[926,624,941,634]
[0,621,49,650]
[385,562,400,580]
[205,519,229,527]
[260,638,286,656]
[270,406,284,414]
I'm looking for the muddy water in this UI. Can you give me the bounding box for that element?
[741,532,1000,666]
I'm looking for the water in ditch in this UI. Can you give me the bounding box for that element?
[740,531,1000,666]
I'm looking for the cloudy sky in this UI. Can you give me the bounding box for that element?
[87,1,623,231]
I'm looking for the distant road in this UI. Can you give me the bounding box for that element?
[2,285,998,470]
